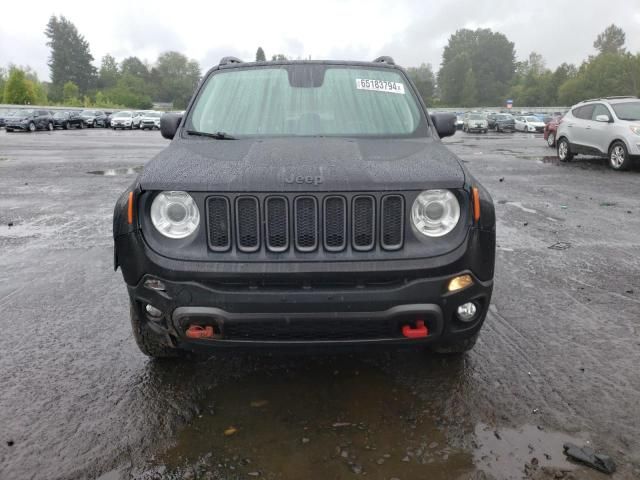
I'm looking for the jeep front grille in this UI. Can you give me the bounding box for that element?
[206,193,405,254]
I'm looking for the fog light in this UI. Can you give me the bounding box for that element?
[145,304,162,318]
[457,302,477,322]
[144,278,166,291]
[448,274,473,292]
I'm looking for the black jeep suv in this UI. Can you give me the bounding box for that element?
[113,57,496,358]
[53,111,85,129]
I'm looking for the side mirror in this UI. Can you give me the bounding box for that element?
[160,113,183,140]
[430,113,457,138]
[595,114,611,123]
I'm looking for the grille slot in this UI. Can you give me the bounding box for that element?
[381,195,404,250]
[352,196,375,251]
[324,196,346,251]
[294,196,318,252]
[265,196,289,252]
[206,196,231,251]
[235,196,260,252]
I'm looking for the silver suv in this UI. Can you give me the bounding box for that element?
[556,96,640,170]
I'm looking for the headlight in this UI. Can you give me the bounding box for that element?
[411,190,460,238]
[150,191,200,239]
[630,126,640,136]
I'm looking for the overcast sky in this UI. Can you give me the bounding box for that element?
[1,0,639,81]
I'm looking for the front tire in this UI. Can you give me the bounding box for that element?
[47,122,53,131]
[129,299,181,358]
[431,332,479,354]
[608,141,631,171]
[546,131,556,147]
[63,122,69,130]
[28,122,36,132]
[557,137,573,162]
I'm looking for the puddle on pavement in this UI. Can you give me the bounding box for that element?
[87,166,142,176]
[539,156,559,165]
[148,357,591,480]
[155,360,475,480]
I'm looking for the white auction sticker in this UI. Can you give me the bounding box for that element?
[356,78,405,94]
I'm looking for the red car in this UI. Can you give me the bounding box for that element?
[543,115,563,147]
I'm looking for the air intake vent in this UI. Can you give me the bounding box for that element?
[324,196,346,251]
[352,196,375,251]
[381,195,404,250]
[265,196,289,252]
[206,196,231,251]
[236,196,260,252]
[294,196,318,252]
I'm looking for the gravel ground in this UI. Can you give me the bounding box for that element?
[0,128,639,480]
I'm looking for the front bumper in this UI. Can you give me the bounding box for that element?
[6,122,28,130]
[116,224,495,350]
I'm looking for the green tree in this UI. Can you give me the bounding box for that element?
[271,54,288,61]
[120,56,149,78]
[460,69,478,107]
[594,24,626,55]
[150,51,201,109]
[256,47,266,62]
[0,67,7,97]
[63,81,80,103]
[407,63,436,104]
[103,74,153,109]
[437,28,516,106]
[44,15,96,100]
[3,68,36,104]
[98,54,120,89]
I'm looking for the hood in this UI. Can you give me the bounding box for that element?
[139,137,466,192]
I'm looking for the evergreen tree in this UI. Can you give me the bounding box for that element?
[256,47,266,62]
[44,15,96,100]
[98,54,120,89]
[594,24,626,55]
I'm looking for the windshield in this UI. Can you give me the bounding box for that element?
[469,114,484,120]
[81,110,96,115]
[525,116,540,122]
[19,110,34,116]
[187,65,425,138]
[114,111,132,118]
[612,102,640,121]
[53,112,67,118]
[145,112,162,117]
[496,114,512,120]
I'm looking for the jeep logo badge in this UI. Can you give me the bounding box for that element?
[285,175,324,185]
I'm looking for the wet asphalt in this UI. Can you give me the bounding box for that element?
[0,128,639,480]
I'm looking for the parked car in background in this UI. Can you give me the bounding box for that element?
[53,111,85,130]
[514,115,545,133]
[140,111,162,130]
[455,114,464,130]
[111,111,135,130]
[133,111,146,129]
[486,113,498,130]
[0,109,17,128]
[463,113,488,133]
[104,113,113,128]
[556,96,640,170]
[80,110,107,128]
[5,109,54,132]
[543,115,563,147]
[494,114,516,132]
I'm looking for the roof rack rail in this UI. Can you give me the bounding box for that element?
[372,56,395,65]
[582,95,637,103]
[219,56,243,66]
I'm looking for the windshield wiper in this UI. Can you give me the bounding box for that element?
[186,129,236,140]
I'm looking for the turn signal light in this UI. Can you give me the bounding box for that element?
[448,274,474,292]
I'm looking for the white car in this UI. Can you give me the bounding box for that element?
[556,96,640,170]
[514,115,545,133]
[110,111,134,130]
[140,111,162,130]
[463,113,488,133]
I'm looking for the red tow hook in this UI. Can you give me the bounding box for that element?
[185,325,215,339]
[402,320,428,339]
